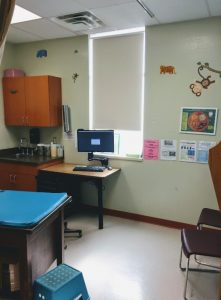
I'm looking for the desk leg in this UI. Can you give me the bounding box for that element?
[97,179,103,229]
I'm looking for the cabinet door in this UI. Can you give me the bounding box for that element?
[0,163,37,191]
[2,77,26,125]
[0,171,13,189]
[25,76,62,127]
[0,171,36,191]
[13,173,37,191]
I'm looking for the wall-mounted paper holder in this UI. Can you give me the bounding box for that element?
[62,105,71,133]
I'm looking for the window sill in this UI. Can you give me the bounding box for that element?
[94,153,143,162]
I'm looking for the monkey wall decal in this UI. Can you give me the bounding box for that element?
[190,62,221,96]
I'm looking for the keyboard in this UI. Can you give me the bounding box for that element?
[73,165,106,172]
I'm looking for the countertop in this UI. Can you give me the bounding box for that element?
[0,148,63,165]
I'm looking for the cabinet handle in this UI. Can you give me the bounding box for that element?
[26,116,29,125]
[9,174,16,182]
[10,89,17,94]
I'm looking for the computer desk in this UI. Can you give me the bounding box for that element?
[37,163,120,229]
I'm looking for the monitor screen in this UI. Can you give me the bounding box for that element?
[77,129,114,153]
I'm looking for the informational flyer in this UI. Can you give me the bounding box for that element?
[160,139,177,160]
[179,140,197,162]
[143,139,159,160]
[196,141,216,163]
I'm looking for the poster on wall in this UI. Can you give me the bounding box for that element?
[143,139,159,160]
[179,140,197,162]
[160,139,177,160]
[196,141,216,163]
[180,107,218,135]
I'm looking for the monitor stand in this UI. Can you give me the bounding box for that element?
[88,152,109,167]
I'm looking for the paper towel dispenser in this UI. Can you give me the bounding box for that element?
[62,105,71,133]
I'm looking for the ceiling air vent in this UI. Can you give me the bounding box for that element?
[52,11,104,31]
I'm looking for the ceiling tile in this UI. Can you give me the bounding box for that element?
[92,2,158,30]
[143,0,210,23]
[16,0,84,18]
[11,19,78,41]
[7,27,43,43]
[75,0,134,9]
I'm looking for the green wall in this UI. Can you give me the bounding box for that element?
[1,17,221,224]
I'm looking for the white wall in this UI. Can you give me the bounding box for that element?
[1,17,221,224]
[0,43,22,148]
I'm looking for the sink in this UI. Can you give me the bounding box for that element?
[15,153,27,158]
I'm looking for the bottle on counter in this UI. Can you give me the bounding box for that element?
[37,143,44,156]
[51,142,57,158]
[57,144,64,157]
[44,144,51,157]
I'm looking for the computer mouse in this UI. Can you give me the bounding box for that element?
[107,166,112,170]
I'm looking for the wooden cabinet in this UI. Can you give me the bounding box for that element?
[0,162,38,191]
[2,75,62,127]
[0,160,63,191]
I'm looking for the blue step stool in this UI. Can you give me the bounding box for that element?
[33,264,90,300]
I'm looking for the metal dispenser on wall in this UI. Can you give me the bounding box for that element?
[62,105,71,133]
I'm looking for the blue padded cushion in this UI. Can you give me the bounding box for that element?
[0,190,68,228]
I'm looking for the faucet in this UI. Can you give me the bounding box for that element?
[19,138,27,155]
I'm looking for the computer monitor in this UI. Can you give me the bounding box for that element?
[77,129,114,166]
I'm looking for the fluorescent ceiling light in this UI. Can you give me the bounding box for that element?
[90,27,145,39]
[11,5,41,24]
[136,0,155,18]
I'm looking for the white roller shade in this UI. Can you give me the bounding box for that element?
[91,31,144,130]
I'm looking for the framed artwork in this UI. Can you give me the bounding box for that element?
[180,107,218,135]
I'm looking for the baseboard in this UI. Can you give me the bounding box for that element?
[83,205,195,230]
[103,208,196,229]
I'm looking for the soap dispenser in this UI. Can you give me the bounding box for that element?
[51,142,57,158]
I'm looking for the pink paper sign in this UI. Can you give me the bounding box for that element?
[143,139,159,160]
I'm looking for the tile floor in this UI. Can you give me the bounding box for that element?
[64,213,220,300]
[1,213,220,300]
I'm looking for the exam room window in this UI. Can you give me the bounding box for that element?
[89,27,145,159]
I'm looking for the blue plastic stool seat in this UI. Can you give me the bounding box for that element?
[33,264,90,300]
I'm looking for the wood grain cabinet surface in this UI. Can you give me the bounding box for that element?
[0,160,63,191]
[2,75,62,127]
[0,162,38,191]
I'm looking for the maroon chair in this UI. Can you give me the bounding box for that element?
[197,207,221,230]
[179,228,221,300]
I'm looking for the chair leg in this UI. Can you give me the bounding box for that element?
[179,246,185,271]
[194,255,220,270]
[64,221,82,238]
[180,246,219,273]
[179,247,190,300]
[183,256,190,300]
